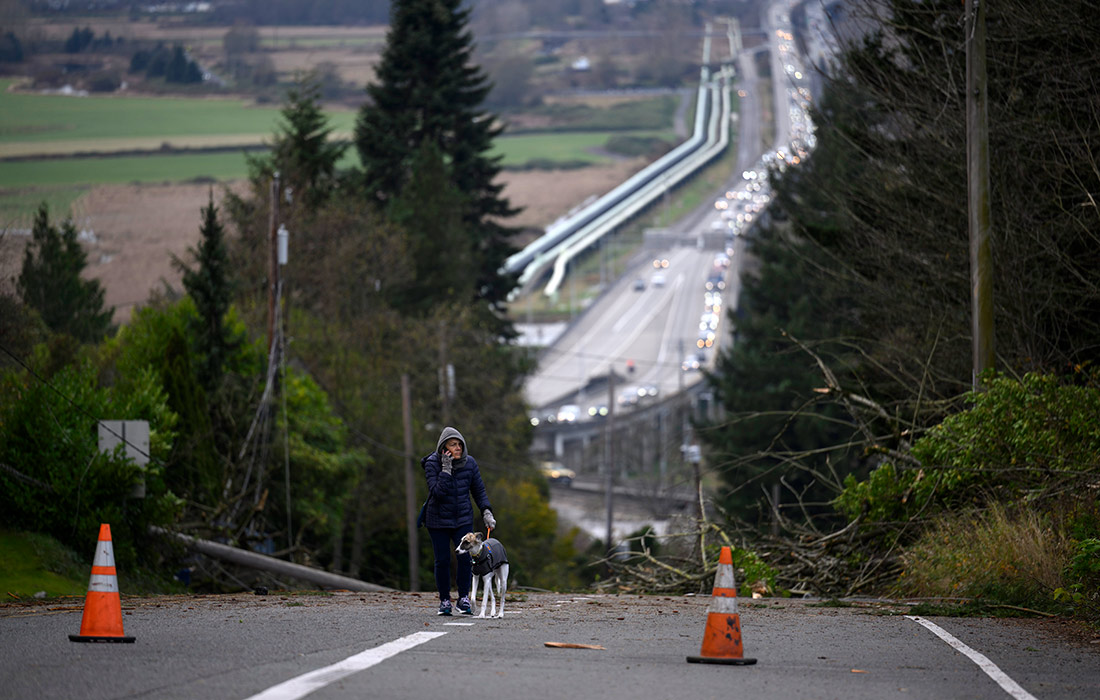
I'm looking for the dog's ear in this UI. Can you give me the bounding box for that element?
[476,532,484,543]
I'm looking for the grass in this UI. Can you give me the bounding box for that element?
[0,187,86,228]
[895,503,1072,613]
[0,530,90,599]
[492,130,675,168]
[0,79,359,146]
[0,75,677,190]
[0,152,265,188]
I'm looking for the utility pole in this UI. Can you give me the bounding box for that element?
[966,0,994,388]
[438,322,452,426]
[267,172,280,355]
[402,374,419,592]
[604,370,615,561]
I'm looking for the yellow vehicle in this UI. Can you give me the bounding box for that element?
[540,461,576,487]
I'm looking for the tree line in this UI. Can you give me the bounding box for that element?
[686,0,1100,617]
[0,0,595,593]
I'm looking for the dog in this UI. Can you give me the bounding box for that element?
[456,532,509,619]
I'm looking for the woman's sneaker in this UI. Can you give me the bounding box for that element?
[437,599,452,616]
[457,596,473,615]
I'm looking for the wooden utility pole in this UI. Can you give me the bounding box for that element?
[604,371,615,559]
[267,173,280,355]
[402,374,419,591]
[438,322,451,426]
[966,0,994,388]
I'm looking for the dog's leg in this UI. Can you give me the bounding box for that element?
[469,567,478,615]
[496,564,509,618]
[485,573,496,618]
[477,574,490,618]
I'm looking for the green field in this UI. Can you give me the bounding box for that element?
[0,152,272,188]
[490,130,674,167]
[2,78,677,195]
[0,80,355,145]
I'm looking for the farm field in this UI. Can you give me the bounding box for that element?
[0,161,646,325]
[0,32,683,326]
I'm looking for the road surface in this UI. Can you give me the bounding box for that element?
[3,592,1097,699]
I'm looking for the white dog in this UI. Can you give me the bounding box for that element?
[456,532,509,619]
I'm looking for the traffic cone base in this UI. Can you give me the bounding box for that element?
[686,546,755,665]
[686,612,756,665]
[69,524,135,643]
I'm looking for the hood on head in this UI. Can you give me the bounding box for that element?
[436,426,466,456]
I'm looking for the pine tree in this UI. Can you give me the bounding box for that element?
[387,141,476,314]
[252,74,347,212]
[353,0,520,311]
[174,192,237,389]
[17,204,113,343]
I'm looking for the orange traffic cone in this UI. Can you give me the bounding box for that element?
[69,524,135,643]
[686,546,755,665]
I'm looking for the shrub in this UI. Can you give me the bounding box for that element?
[0,346,181,565]
[836,372,1100,525]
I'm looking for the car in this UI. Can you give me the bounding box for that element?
[681,353,702,372]
[651,272,666,287]
[617,386,640,407]
[652,257,670,269]
[632,278,646,291]
[540,461,576,487]
[556,404,581,423]
[587,404,609,419]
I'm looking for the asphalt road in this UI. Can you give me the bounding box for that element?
[3,592,1098,699]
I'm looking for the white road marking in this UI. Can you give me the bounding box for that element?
[242,631,446,700]
[906,616,1038,700]
[444,622,474,626]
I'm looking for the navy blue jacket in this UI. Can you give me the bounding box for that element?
[422,427,491,529]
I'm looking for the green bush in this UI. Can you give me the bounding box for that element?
[836,372,1100,525]
[0,345,181,565]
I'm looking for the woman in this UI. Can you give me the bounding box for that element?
[421,426,496,615]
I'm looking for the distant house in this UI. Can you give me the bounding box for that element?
[571,56,591,72]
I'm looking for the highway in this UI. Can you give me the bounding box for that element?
[524,2,811,441]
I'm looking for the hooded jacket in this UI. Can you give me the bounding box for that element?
[422,426,491,529]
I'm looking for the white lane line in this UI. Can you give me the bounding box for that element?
[906,616,1038,700]
[243,631,446,700]
[444,622,474,626]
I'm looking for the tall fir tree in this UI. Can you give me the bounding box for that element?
[353,0,520,312]
[250,73,347,212]
[174,192,238,389]
[17,203,113,343]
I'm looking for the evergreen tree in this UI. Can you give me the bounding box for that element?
[353,0,520,312]
[386,141,476,314]
[250,74,347,212]
[17,204,113,343]
[0,32,24,63]
[174,193,238,389]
